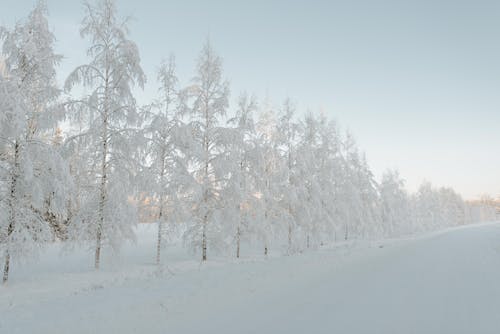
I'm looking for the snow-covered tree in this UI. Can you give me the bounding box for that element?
[64,0,145,269]
[296,113,323,248]
[0,2,71,283]
[465,196,498,222]
[183,40,230,261]
[339,132,361,240]
[412,182,440,231]
[411,183,466,231]
[438,187,466,227]
[0,1,64,140]
[225,93,260,258]
[379,170,410,236]
[315,114,344,243]
[357,154,381,237]
[254,100,285,255]
[140,55,189,264]
[276,99,302,253]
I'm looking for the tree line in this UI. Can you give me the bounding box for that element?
[0,0,496,284]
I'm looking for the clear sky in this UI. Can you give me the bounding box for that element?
[2,0,499,199]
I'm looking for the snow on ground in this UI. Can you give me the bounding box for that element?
[2,222,500,334]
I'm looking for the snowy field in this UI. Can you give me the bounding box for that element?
[2,222,500,334]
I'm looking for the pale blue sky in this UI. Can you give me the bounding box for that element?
[2,0,499,199]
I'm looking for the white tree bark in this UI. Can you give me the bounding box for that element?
[3,141,19,284]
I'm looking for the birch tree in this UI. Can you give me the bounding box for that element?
[0,2,70,283]
[141,55,189,265]
[255,102,283,255]
[183,40,230,261]
[64,0,145,269]
[277,99,300,253]
[226,93,260,258]
[296,113,322,248]
[316,115,343,242]
[380,170,410,236]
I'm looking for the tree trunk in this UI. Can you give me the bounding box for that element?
[96,135,107,270]
[156,221,163,265]
[264,202,269,257]
[201,98,210,263]
[287,146,293,254]
[94,229,102,269]
[287,222,292,254]
[202,213,208,261]
[3,140,20,284]
[2,252,10,285]
[236,159,244,259]
[156,155,167,265]
[156,196,163,265]
[96,69,110,270]
[236,225,241,259]
[96,118,108,270]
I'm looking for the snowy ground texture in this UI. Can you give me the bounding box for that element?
[2,222,500,334]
